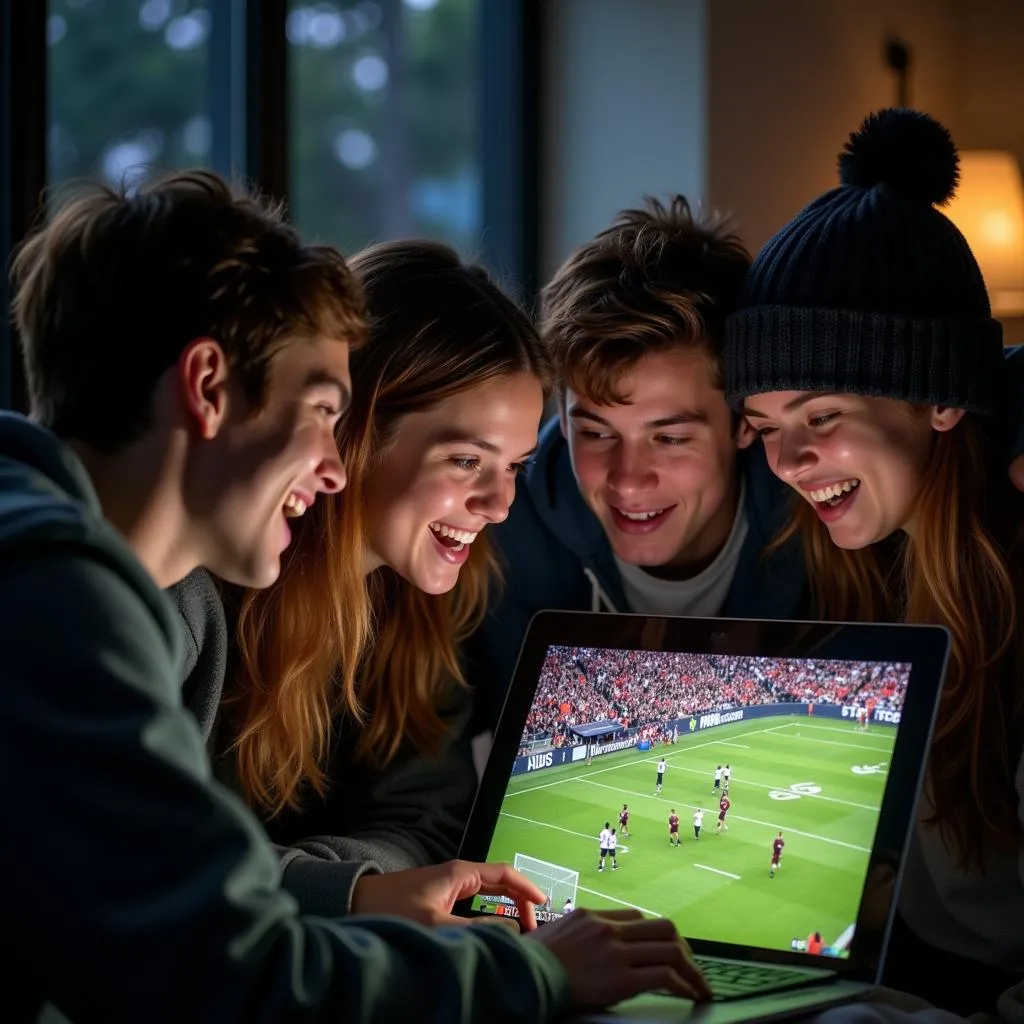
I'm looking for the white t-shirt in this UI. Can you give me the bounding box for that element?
[608,833,618,851]
[723,766,732,781]
[599,827,613,848]
[657,760,666,774]
[714,767,722,781]
[694,810,704,827]
[563,900,574,914]
[615,481,749,616]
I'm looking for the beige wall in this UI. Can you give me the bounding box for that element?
[706,0,1024,340]
[707,0,965,252]
[540,0,1024,339]
[539,0,707,281]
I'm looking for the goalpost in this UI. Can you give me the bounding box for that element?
[513,853,579,910]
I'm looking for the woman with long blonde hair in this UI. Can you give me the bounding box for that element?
[173,239,551,915]
[726,109,1024,1019]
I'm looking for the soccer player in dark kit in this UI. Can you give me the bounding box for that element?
[770,832,785,878]
[619,804,630,837]
[715,794,731,834]
[668,809,680,847]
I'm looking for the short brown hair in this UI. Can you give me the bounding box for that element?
[539,195,750,404]
[11,169,365,450]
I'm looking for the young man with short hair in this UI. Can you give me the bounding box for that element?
[464,197,804,735]
[0,172,706,1020]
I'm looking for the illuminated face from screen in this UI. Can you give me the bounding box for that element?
[193,335,350,589]
[562,348,753,576]
[362,372,544,594]
[742,390,964,549]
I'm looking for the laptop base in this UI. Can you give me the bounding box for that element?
[577,980,872,1024]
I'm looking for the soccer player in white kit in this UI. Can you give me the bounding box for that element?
[607,828,619,870]
[598,822,613,870]
[655,758,666,794]
[693,808,704,839]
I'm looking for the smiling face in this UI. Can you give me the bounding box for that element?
[362,371,544,594]
[562,348,749,575]
[194,334,351,588]
[742,390,964,549]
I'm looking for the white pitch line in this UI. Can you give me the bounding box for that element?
[662,762,878,811]
[716,741,749,749]
[774,721,896,738]
[694,863,740,880]
[577,886,662,917]
[578,778,871,853]
[507,723,791,797]
[767,721,894,745]
[499,811,630,853]
[762,724,894,754]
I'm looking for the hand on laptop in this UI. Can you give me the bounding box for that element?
[527,908,712,1010]
[351,859,542,929]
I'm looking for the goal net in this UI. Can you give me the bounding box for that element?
[513,853,579,910]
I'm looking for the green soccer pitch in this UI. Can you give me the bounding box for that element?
[486,715,896,955]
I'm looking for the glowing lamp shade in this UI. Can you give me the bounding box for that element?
[944,150,1024,316]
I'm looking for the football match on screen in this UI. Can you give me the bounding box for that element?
[472,644,908,959]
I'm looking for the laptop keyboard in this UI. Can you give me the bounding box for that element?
[693,956,833,1001]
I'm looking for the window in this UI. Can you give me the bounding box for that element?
[48,0,213,195]
[3,0,532,409]
[288,0,480,256]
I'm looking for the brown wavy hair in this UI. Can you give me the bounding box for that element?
[230,240,552,817]
[774,415,1024,871]
[539,194,750,403]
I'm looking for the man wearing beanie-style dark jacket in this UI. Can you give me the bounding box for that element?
[0,170,708,1022]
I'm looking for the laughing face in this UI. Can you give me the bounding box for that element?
[562,348,749,575]
[362,372,544,594]
[741,390,964,548]
[192,334,350,589]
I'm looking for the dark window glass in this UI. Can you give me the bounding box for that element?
[289,0,479,254]
[48,0,212,194]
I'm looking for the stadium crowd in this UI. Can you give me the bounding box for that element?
[521,646,909,747]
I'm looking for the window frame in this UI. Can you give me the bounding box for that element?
[1,0,46,412]
[0,0,539,411]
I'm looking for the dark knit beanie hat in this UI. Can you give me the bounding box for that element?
[724,108,1004,413]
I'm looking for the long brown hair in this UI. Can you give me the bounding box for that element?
[231,240,552,817]
[775,415,1024,871]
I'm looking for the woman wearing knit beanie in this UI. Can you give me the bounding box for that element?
[725,109,1024,1018]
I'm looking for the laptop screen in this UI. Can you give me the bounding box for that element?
[467,642,910,962]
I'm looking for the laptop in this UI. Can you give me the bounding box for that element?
[457,611,948,1024]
